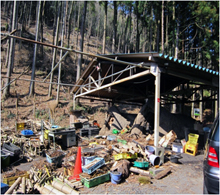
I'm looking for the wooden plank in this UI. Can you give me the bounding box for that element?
[154,167,172,180]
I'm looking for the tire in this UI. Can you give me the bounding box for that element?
[203,180,209,194]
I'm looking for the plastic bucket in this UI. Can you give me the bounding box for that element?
[149,154,160,166]
[145,146,155,156]
[110,171,122,184]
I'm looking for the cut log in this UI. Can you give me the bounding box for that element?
[52,180,79,195]
[130,167,153,178]
[154,166,172,180]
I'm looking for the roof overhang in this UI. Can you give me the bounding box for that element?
[71,52,219,105]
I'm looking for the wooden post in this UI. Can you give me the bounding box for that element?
[16,97,18,121]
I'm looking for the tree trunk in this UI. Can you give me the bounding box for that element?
[112,1,117,53]
[165,4,168,54]
[28,1,32,28]
[48,2,60,97]
[161,0,164,53]
[57,1,66,101]
[102,1,107,54]
[10,0,19,73]
[29,1,41,97]
[76,1,87,81]
[149,5,153,52]
[172,1,175,56]
[175,17,179,59]
[156,19,160,52]
[67,1,74,48]
[52,2,57,46]
[3,0,17,99]
[135,1,139,52]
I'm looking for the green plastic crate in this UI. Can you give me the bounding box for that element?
[133,161,149,168]
[80,172,110,188]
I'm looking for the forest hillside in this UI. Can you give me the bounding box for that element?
[0,1,219,130]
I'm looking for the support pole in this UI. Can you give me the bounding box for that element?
[153,66,161,147]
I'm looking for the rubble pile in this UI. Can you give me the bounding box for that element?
[1,103,205,194]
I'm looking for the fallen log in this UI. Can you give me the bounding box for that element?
[5,177,22,194]
[52,180,79,195]
[130,167,153,178]
[44,184,66,195]
[154,166,172,180]
[34,183,56,194]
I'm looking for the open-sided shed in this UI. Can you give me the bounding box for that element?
[71,52,219,147]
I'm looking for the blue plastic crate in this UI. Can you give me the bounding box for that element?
[21,130,34,136]
[82,156,97,166]
[1,182,9,194]
[82,157,105,174]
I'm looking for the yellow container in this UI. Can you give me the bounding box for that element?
[3,172,29,186]
[114,152,138,161]
[44,130,50,139]
[188,133,199,145]
[16,122,25,131]
[185,142,198,156]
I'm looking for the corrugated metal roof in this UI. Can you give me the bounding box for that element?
[158,53,219,76]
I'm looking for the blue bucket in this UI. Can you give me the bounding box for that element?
[110,171,122,184]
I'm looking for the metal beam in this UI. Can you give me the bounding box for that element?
[153,66,161,147]
[75,70,151,98]
[1,33,150,69]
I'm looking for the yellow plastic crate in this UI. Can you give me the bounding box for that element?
[185,142,198,156]
[113,152,138,161]
[188,133,199,145]
[3,172,29,186]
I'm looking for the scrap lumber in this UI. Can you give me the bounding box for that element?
[154,166,172,180]
[5,177,22,194]
[34,183,56,194]
[52,180,79,195]
[130,167,152,178]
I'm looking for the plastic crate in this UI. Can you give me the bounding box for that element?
[80,172,110,188]
[82,156,97,166]
[3,143,21,156]
[82,157,105,174]
[113,152,138,161]
[46,150,66,165]
[188,133,199,145]
[133,161,149,168]
[3,172,29,187]
[21,130,34,136]
[1,183,9,194]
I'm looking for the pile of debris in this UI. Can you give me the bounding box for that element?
[1,102,204,193]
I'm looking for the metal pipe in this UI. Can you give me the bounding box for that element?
[154,66,161,147]
[1,33,149,69]
[1,76,79,87]
[75,70,150,98]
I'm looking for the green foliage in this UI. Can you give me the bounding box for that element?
[203,90,211,97]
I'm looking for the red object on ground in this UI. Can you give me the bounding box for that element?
[68,146,82,181]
